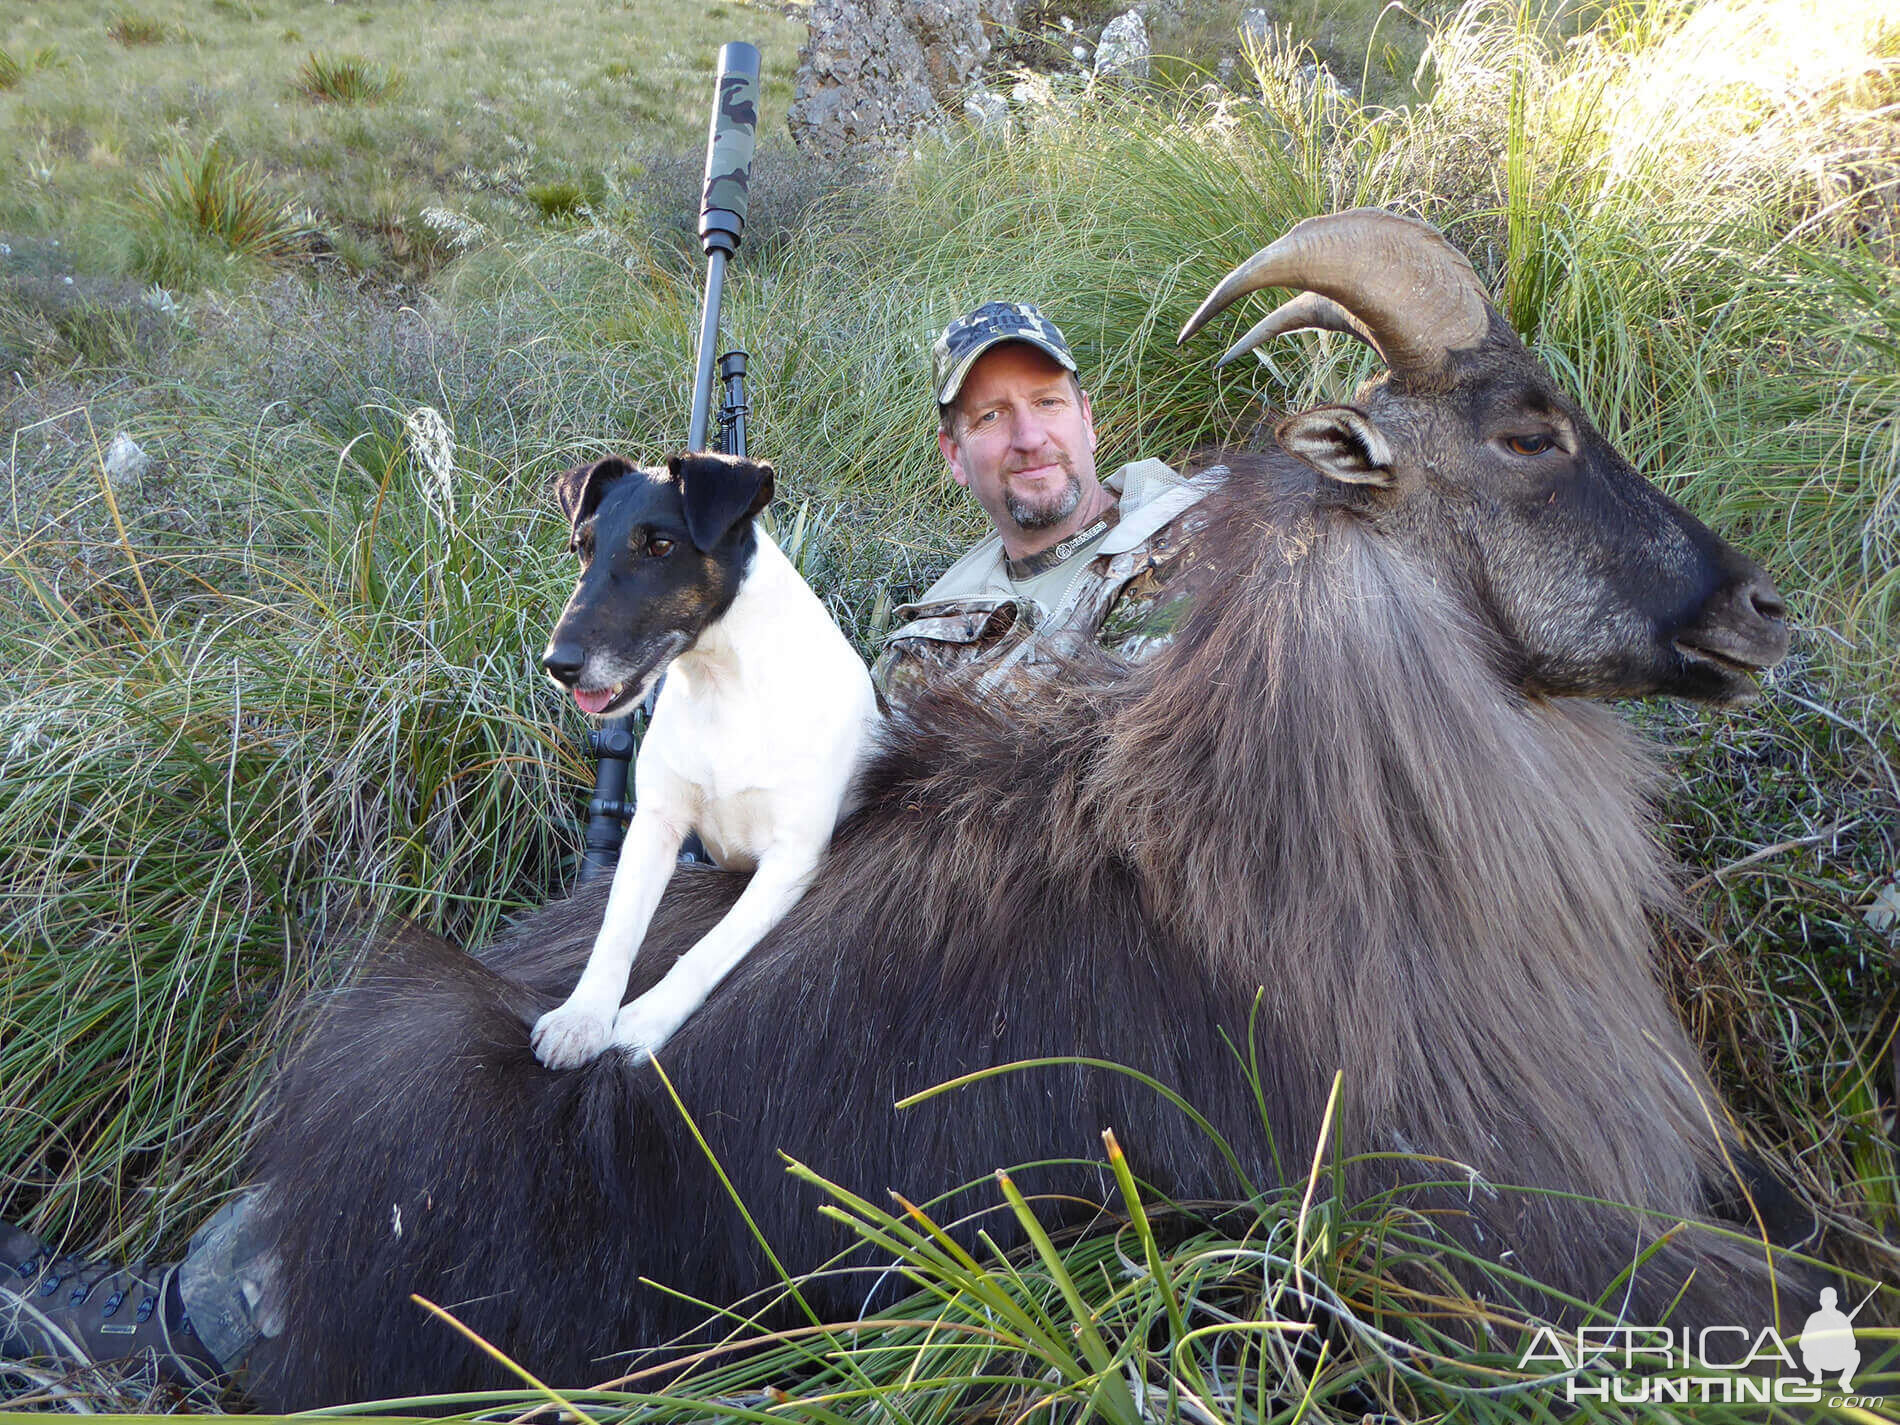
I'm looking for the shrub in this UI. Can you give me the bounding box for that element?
[295,50,401,104]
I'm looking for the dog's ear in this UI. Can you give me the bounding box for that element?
[550,456,635,537]
[670,453,775,552]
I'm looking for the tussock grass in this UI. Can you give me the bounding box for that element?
[2,398,586,1243]
[293,49,401,105]
[0,42,61,90]
[0,0,1895,1413]
[526,177,589,222]
[106,12,169,47]
[127,140,308,283]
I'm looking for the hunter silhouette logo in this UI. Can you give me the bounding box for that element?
[1799,1287,1862,1390]
[1519,1286,1882,1405]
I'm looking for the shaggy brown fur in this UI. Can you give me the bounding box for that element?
[244,449,1805,1410]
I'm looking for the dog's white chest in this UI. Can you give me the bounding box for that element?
[678,787,774,871]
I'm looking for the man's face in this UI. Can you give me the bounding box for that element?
[939,342,1101,556]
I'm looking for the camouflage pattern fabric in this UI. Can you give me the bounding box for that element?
[875,460,1228,710]
[931,302,1077,406]
[700,45,758,224]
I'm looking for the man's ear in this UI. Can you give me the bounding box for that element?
[1275,405,1395,487]
[670,452,775,551]
[938,428,971,489]
[550,456,635,535]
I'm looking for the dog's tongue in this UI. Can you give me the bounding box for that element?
[574,686,617,716]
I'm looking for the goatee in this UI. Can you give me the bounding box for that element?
[1006,468,1082,530]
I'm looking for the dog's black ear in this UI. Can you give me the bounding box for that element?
[670,453,775,552]
[550,456,635,536]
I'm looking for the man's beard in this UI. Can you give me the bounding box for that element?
[1005,465,1082,530]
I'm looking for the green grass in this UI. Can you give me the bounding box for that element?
[0,0,1896,1414]
[0,0,809,285]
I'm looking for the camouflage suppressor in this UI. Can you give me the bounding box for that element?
[700,41,759,254]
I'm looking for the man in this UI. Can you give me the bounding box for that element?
[0,300,1224,1393]
[878,300,1224,706]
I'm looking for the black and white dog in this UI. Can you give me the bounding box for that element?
[533,451,880,1067]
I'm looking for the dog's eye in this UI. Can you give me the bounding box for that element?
[645,536,675,557]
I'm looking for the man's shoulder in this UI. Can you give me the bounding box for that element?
[899,457,1225,614]
[1101,458,1222,555]
[1115,457,1193,504]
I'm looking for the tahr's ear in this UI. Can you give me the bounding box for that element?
[550,456,636,536]
[670,452,775,552]
[1275,405,1395,487]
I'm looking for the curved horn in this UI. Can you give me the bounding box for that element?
[1180,208,1492,384]
[1212,291,1378,368]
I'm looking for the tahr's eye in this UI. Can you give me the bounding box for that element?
[645,535,675,557]
[1506,433,1558,457]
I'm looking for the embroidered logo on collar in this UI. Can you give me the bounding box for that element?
[1004,507,1121,581]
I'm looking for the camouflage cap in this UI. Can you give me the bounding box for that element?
[932,302,1078,407]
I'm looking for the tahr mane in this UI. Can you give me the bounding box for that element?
[876,452,1720,1215]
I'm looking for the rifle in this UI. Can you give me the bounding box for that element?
[577,41,761,884]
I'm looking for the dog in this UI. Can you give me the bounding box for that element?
[531,451,881,1067]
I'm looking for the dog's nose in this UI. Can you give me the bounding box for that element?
[542,641,585,687]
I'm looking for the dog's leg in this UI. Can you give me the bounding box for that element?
[531,808,685,1068]
[610,849,815,1060]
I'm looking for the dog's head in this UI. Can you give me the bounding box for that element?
[541,451,775,717]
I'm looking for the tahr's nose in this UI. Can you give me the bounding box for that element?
[1729,567,1791,665]
[542,641,585,687]
[1744,573,1787,630]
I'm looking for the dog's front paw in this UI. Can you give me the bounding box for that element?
[531,1003,615,1068]
[609,985,699,1062]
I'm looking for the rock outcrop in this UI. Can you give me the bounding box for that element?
[790,0,1017,159]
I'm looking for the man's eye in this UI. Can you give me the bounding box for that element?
[645,536,675,557]
[1505,434,1557,456]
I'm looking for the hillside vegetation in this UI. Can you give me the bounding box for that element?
[2,0,1896,1415]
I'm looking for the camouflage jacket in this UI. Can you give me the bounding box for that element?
[874,459,1227,709]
